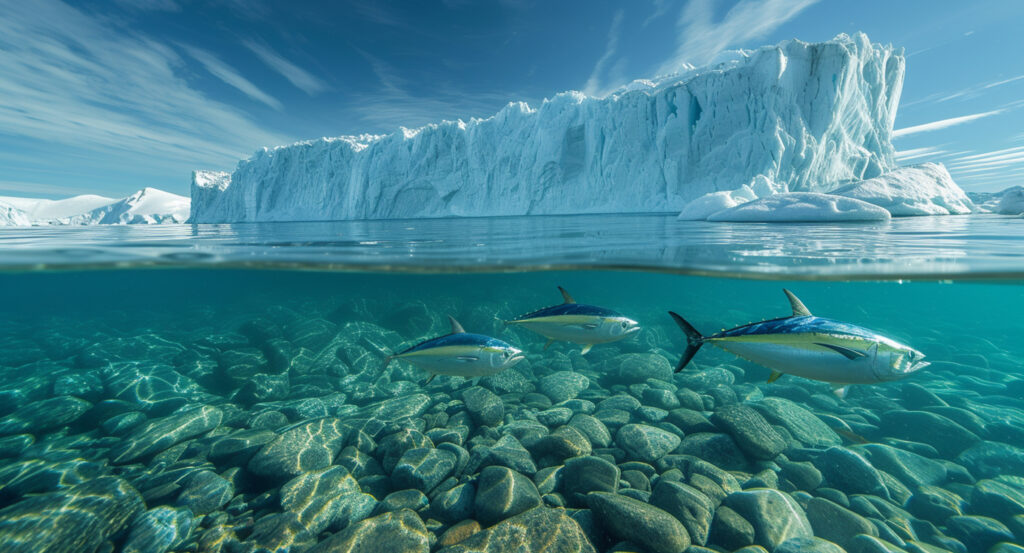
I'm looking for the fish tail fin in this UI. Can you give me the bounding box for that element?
[668,311,705,372]
[381,355,395,371]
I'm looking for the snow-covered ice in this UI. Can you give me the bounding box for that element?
[996,186,1024,215]
[707,193,892,222]
[829,163,974,216]
[191,33,905,223]
[0,200,31,226]
[0,194,116,221]
[677,175,782,220]
[0,188,189,226]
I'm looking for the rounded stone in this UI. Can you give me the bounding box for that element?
[616,424,681,463]
[539,372,590,403]
[710,404,786,460]
[587,492,690,553]
[474,466,541,526]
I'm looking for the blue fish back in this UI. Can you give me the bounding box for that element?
[402,332,510,354]
[715,316,881,340]
[516,303,619,320]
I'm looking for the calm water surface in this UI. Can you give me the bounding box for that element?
[0,215,1022,553]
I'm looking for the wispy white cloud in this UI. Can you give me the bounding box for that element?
[181,46,283,110]
[352,50,523,131]
[643,0,672,27]
[655,0,819,75]
[0,0,289,183]
[0,179,97,196]
[243,40,328,96]
[113,0,180,11]
[892,109,1003,138]
[895,146,946,162]
[583,10,624,97]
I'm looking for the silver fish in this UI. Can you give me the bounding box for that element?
[383,316,524,382]
[669,289,928,397]
[505,286,640,354]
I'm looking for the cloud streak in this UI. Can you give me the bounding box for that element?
[583,10,624,97]
[0,0,290,191]
[243,40,328,96]
[182,46,283,110]
[892,109,1004,138]
[655,0,819,75]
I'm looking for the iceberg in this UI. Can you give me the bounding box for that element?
[996,186,1024,215]
[0,188,189,226]
[0,194,116,221]
[706,192,891,222]
[829,163,974,216]
[0,200,31,226]
[191,33,905,223]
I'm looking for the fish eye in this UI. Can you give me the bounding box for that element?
[621,321,629,329]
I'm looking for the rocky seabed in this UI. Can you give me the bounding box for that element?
[0,297,1023,553]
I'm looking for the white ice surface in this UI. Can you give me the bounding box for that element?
[829,163,974,215]
[0,194,116,220]
[191,32,904,222]
[706,192,892,222]
[0,200,31,226]
[0,188,189,226]
[997,186,1024,215]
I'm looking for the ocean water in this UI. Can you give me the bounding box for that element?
[1,215,1023,553]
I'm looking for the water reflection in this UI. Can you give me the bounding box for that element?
[0,214,1021,278]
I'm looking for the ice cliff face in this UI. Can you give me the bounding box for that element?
[191,33,905,222]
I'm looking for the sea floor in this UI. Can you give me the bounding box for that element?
[0,270,1022,553]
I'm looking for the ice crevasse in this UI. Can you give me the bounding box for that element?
[191,33,937,223]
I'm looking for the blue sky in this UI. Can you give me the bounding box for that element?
[1,0,1023,199]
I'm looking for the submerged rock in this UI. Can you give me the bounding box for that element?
[616,423,681,463]
[109,405,223,464]
[587,491,691,553]
[437,507,594,553]
[247,417,348,479]
[122,506,194,553]
[474,466,541,526]
[723,488,812,550]
[0,476,144,553]
[307,509,430,553]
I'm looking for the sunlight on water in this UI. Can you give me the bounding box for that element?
[0,225,1023,552]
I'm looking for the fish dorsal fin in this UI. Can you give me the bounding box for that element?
[558,286,576,304]
[448,316,465,334]
[783,289,812,317]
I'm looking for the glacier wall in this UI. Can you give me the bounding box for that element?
[191,33,904,222]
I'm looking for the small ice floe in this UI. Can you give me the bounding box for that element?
[705,192,891,222]
[829,163,974,216]
[996,186,1024,215]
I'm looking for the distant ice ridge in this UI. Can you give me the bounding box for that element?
[191,32,906,222]
[0,188,189,226]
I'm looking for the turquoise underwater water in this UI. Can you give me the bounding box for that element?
[1,217,1024,552]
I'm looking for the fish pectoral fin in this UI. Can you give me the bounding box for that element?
[580,344,593,355]
[831,384,851,399]
[579,323,600,330]
[456,356,479,362]
[543,338,555,350]
[767,370,784,383]
[815,342,868,360]
[424,373,437,385]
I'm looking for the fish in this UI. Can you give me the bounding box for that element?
[505,286,641,354]
[383,315,525,383]
[668,289,928,397]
